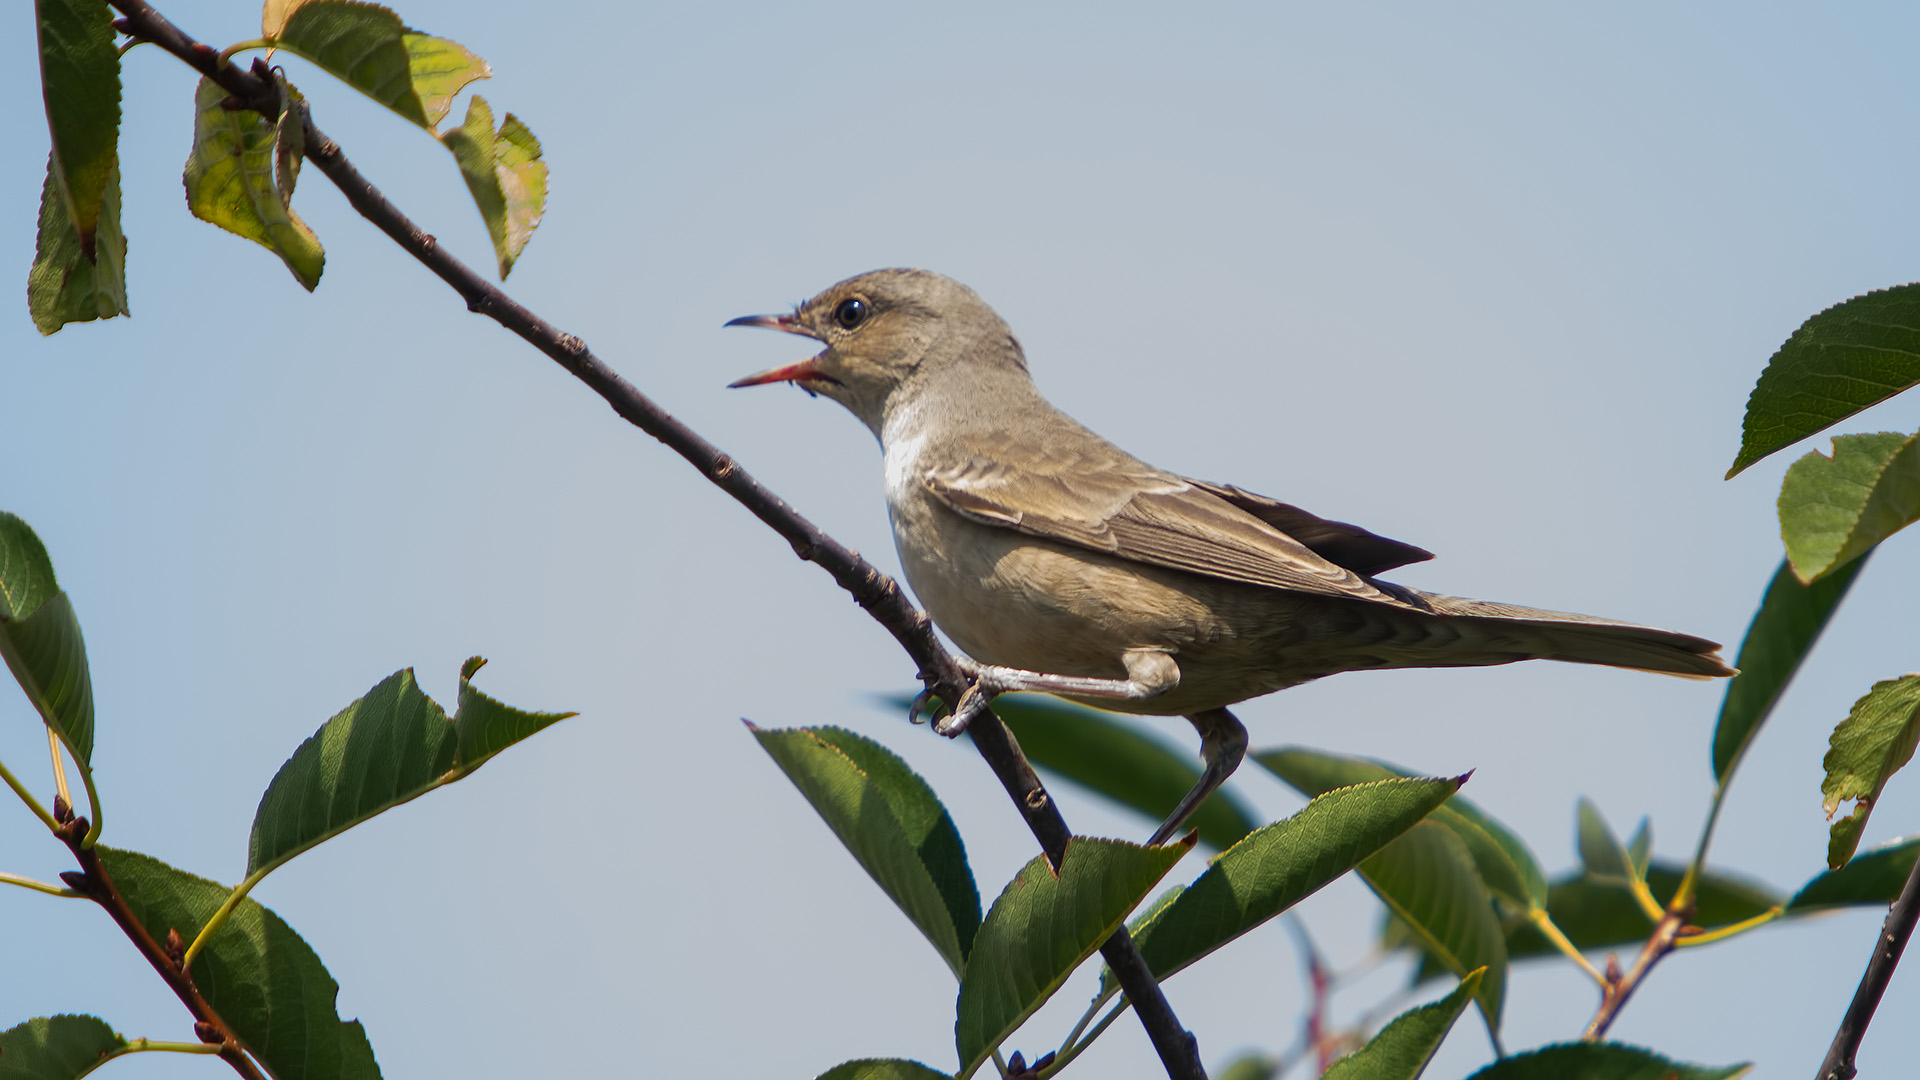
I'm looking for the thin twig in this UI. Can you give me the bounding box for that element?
[52,814,267,1080]
[1814,852,1920,1080]
[102,2,1205,1076]
[1582,906,1689,1041]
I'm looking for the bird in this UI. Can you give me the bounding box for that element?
[726,268,1734,845]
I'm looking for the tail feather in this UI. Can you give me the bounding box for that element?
[1406,590,1736,680]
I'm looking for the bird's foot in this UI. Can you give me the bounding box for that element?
[933,658,1001,737]
[1146,707,1248,846]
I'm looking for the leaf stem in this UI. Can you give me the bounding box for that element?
[1675,906,1782,948]
[1526,909,1608,987]
[0,753,59,832]
[1056,998,1105,1058]
[78,760,103,847]
[77,1040,222,1080]
[0,869,86,898]
[183,865,272,972]
[1043,1001,1130,1077]
[1674,780,1732,913]
[215,39,272,66]
[47,727,72,811]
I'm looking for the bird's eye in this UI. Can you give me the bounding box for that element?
[833,297,870,329]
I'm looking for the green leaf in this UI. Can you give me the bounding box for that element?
[0,1015,127,1080]
[36,0,121,259]
[1465,1041,1749,1080]
[28,153,127,335]
[1575,799,1639,886]
[815,1061,951,1080]
[0,513,59,622]
[1255,748,1547,912]
[184,77,324,290]
[1624,819,1652,880]
[1215,1055,1280,1080]
[986,695,1261,851]
[752,725,981,975]
[246,661,570,879]
[1820,675,1920,869]
[1320,970,1483,1080]
[440,95,547,278]
[1711,557,1865,786]
[1120,776,1462,992]
[99,846,383,1080]
[1360,821,1506,1038]
[1730,285,1920,477]
[0,592,96,767]
[1780,432,1920,582]
[0,513,95,765]
[1789,835,1920,914]
[265,1,488,131]
[953,836,1193,1079]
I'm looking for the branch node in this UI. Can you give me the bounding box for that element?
[557,333,587,356]
[790,539,816,561]
[59,871,88,892]
[53,794,72,823]
[193,1022,221,1045]
[165,928,186,968]
[112,17,134,33]
[1024,788,1049,811]
[712,454,737,480]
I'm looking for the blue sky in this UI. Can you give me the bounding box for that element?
[5,2,1920,1078]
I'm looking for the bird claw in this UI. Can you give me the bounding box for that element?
[908,659,1002,737]
[934,678,997,737]
[906,687,943,726]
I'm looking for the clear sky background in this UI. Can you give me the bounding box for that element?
[5,2,1920,1078]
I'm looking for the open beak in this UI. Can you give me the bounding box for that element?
[725,313,832,389]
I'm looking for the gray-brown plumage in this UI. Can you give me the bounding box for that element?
[729,268,1732,843]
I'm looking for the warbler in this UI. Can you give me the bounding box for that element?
[729,268,1732,843]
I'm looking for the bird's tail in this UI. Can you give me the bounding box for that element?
[1399,589,1736,679]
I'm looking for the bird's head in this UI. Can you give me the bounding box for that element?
[727,268,1024,436]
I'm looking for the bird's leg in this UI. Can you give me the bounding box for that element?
[933,648,1180,736]
[1147,707,1248,846]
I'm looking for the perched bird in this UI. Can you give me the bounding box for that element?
[728,268,1733,844]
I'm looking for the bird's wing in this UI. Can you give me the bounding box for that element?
[1181,479,1434,577]
[919,435,1415,606]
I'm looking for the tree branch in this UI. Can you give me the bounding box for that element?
[1815,852,1920,1080]
[103,2,1205,1076]
[1583,905,1689,1041]
[52,812,267,1080]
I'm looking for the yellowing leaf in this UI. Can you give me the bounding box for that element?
[442,95,547,278]
[183,77,324,290]
[404,32,489,130]
[28,153,128,335]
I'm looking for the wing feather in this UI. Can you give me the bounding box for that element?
[919,437,1413,607]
